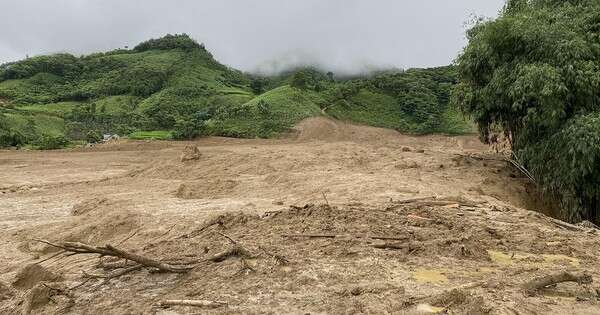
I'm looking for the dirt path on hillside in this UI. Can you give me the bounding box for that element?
[0,117,599,314]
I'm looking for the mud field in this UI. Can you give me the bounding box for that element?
[1,117,599,314]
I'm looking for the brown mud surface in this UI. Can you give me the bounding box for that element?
[1,117,599,314]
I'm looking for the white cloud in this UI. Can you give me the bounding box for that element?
[0,0,504,73]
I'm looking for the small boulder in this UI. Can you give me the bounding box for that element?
[181,145,201,162]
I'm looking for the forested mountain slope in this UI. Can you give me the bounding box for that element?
[0,34,472,148]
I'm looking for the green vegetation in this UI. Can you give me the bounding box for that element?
[454,0,600,223]
[0,33,473,150]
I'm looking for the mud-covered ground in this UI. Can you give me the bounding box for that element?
[0,117,599,314]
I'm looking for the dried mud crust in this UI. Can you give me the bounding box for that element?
[3,201,600,314]
[1,118,600,314]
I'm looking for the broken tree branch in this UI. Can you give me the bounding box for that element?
[282,234,410,241]
[523,271,593,295]
[33,239,194,273]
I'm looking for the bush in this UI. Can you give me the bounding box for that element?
[34,134,68,150]
[0,129,25,147]
[85,130,103,143]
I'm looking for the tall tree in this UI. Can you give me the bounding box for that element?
[454,0,600,222]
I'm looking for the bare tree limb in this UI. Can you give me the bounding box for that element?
[33,239,194,273]
[157,299,227,308]
[523,271,593,295]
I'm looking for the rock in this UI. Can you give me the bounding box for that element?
[181,145,201,162]
[401,146,413,152]
[12,264,62,290]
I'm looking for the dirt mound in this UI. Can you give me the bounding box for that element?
[291,117,402,142]
[12,264,62,290]
[180,145,201,162]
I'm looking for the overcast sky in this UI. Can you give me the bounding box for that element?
[0,0,504,74]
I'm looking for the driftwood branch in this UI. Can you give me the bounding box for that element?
[547,217,585,232]
[157,299,227,308]
[523,271,593,295]
[33,239,194,273]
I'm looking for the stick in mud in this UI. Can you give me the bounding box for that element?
[523,271,593,295]
[157,299,227,308]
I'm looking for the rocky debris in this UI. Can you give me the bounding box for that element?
[180,145,202,162]
[12,264,63,290]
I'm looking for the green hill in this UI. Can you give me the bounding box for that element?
[0,34,473,149]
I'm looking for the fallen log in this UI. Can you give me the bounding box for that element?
[34,239,194,273]
[523,271,592,295]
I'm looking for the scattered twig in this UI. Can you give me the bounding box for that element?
[157,299,227,308]
[322,192,330,206]
[116,228,142,246]
[68,278,92,290]
[282,233,409,241]
[523,271,593,295]
[187,216,227,238]
[372,243,410,250]
[453,153,506,162]
[510,152,536,183]
[216,231,238,245]
[393,196,437,205]
[35,250,67,265]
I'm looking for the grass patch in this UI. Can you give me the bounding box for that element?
[18,101,81,117]
[128,130,173,140]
